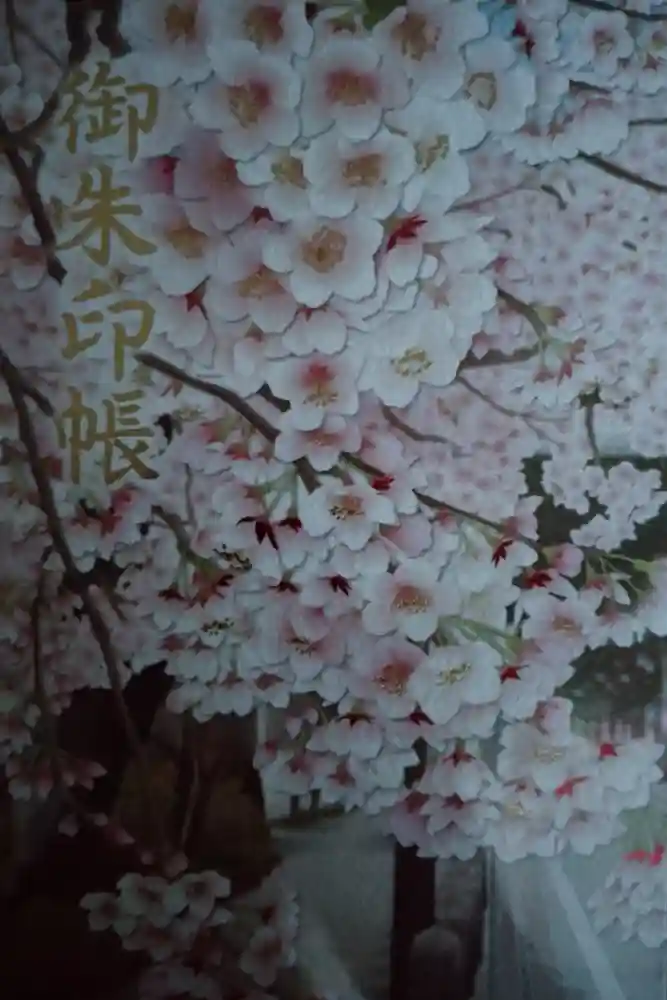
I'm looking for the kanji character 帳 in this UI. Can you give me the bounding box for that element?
[58,388,158,485]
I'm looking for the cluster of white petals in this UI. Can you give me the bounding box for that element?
[2,0,667,963]
[589,843,667,948]
[81,867,300,997]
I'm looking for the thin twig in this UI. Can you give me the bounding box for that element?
[0,111,65,283]
[14,12,66,66]
[0,348,53,416]
[1,353,167,857]
[137,352,279,442]
[456,373,559,434]
[140,353,538,548]
[580,152,667,194]
[31,558,67,790]
[342,451,539,550]
[380,403,459,448]
[459,344,540,370]
[5,0,19,65]
[137,352,319,492]
[571,0,667,18]
[496,287,549,340]
[629,117,667,127]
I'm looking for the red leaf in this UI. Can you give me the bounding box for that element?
[274,579,299,593]
[371,475,394,492]
[255,520,279,550]
[522,569,551,589]
[387,214,427,252]
[599,742,617,759]
[329,574,351,595]
[279,516,302,532]
[492,538,513,566]
[554,776,587,799]
[250,206,273,224]
[500,665,521,682]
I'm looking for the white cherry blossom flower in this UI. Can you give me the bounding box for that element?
[358,308,460,407]
[143,194,220,295]
[190,41,301,160]
[262,210,384,307]
[122,0,212,85]
[347,635,424,718]
[497,722,597,793]
[280,304,348,356]
[266,351,362,429]
[173,131,255,231]
[386,94,483,212]
[303,128,416,219]
[361,560,459,642]
[300,479,397,551]
[274,413,361,471]
[373,0,487,97]
[205,0,313,58]
[301,35,410,141]
[236,146,311,221]
[409,643,502,726]
[462,35,537,135]
[207,226,297,333]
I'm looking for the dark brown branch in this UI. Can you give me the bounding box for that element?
[0,348,53,416]
[0,111,65,283]
[580,153,667,194]
[136,352,319,492]
[381,403,458,448]
[0,352,166,856]
[571,0,667,18]
[5,0,19,65]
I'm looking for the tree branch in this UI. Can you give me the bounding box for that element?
[0,110,66,284]
[0,352,166,857]
[381,404,460,449]
[136,352,319,492]
[138,354,538,547]
[0,348,53,416]
[571,0,667,18]
[580,152,667,194]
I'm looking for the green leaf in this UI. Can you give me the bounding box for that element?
[363,0,403,29]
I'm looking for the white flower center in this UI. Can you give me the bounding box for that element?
[329,493,364,520]
[534,747,565,763]
[236,264,284,300]
[466,72,498,110]
[326,68,377,107]
[272,154,307,188]
[416,134,449,171]
[391,584,431,614]
[164,2,197,42]
[391,12,440,60]
[165,224,208,259]
[392,347,433,377]
[376,660,412,695]
[227,81,271,126]
[342,152,383,187]
[301,226,347,273]
[243,4,284,46]
[437,662,471,686]
[202,619,233,635]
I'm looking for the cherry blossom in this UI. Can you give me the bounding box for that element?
[190,40,301,160]
[300,35,410,141]
[261,209,384,307]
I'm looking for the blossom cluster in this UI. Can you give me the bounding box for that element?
[1,0,667,967]
[80,866,300,998]
[589,843,667,948]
